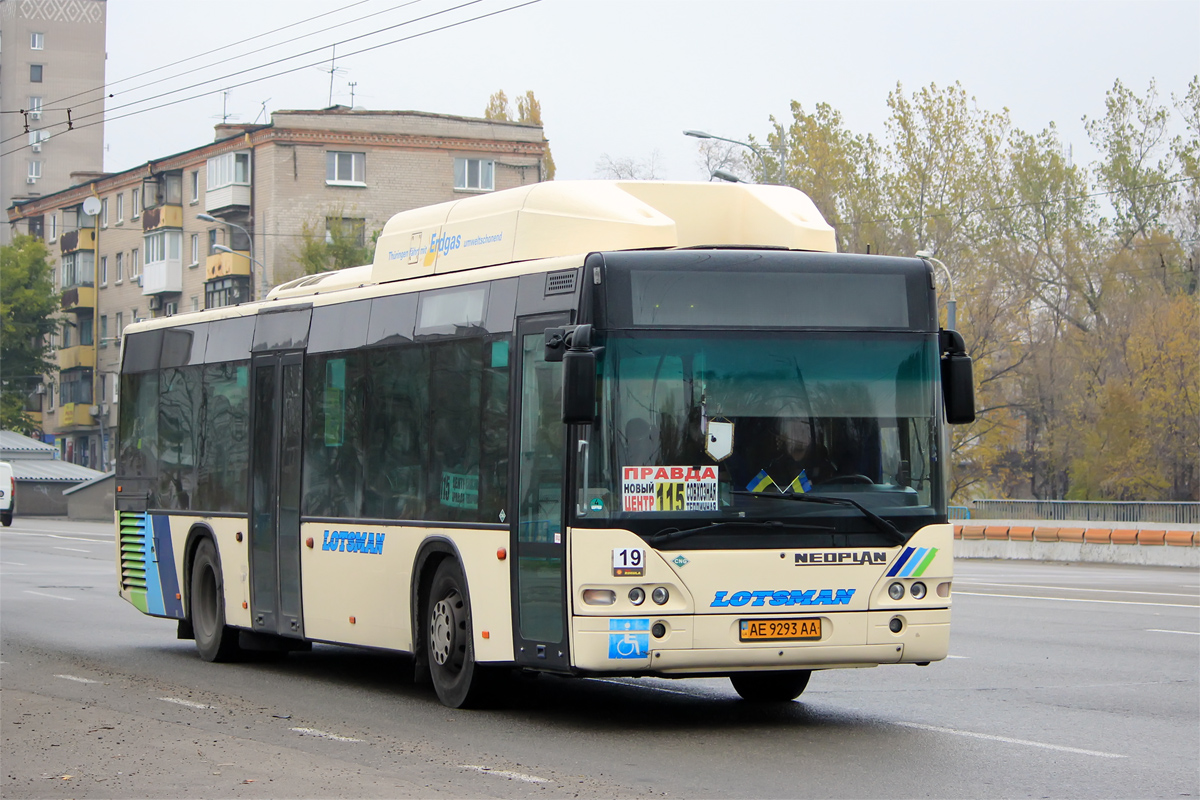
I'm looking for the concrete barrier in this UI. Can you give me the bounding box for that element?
[953,521,1200,567]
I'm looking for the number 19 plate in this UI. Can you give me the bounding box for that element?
[739,618,822,641]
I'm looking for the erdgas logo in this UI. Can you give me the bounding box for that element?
[423,231,462,266]
[711,588,856,607]
[322,530,386,555]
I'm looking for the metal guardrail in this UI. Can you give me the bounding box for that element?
[970,499,1200,525]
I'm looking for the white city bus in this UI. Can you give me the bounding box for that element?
[116,181,974,707]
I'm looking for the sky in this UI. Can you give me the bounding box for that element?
[100,0,1199,181]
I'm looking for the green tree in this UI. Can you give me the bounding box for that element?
[485,89,555,180]
[1,235,59,434]
[292,208,377,278]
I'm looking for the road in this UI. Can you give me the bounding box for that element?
[3,518,1197,798]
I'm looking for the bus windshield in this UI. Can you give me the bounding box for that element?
[577,331,944,542]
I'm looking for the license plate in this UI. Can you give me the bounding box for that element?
[739,618,822,641]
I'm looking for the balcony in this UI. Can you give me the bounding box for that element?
[60,228,97,254]
[61,285,96,313]
[205,250,251,280]
[58,403,95,428]
[142,259,183,295]
[142,204,183,232]
[58,344,97,371]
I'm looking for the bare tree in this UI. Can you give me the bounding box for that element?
[594,150,663,180]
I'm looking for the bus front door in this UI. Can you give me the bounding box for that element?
[510,316,570,670]
[248,351,305,640]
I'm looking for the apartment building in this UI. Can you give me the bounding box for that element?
[5,108,549,468]
[0,0,106,246]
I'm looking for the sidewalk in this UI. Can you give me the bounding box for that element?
[954,519,1200,567]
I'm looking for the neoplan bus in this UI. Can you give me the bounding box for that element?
[115,181,975,708]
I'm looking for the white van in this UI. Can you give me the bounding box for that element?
[0,461,14,526]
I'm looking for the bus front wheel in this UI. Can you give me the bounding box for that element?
[730,670,812,702]
[426,559,492,708]
[190,538,242,662]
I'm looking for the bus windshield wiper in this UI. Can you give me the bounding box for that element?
[731,491,907,545]
[647,520,835,548]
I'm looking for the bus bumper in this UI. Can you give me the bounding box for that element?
[570,608,950,673]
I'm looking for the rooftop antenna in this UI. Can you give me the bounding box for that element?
[349,82,357,107]
[321,45,347,106]
[211,90,239,124]
[254,98,271,124]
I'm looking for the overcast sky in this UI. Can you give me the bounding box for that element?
[101,0,1198,181]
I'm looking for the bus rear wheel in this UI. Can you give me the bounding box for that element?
[427,559,493,708]
[190,538,242,662]
[730,670,812,702]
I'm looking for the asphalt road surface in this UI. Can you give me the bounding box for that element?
[3,518,1197,798]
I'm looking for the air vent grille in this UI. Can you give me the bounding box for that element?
[119,510,148,591]
[545,269,577,296]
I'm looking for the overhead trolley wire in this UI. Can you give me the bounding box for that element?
[0,0,542,159]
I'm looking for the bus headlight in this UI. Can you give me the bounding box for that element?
[628,587,646,606]
[888,582,905,600]
[651,587,669,605]
[910,581,927,600]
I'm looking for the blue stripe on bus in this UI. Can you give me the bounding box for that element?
[151,515,184,619]
[886,547,915,577]
[899,548,928,578]
[144,515,164,616]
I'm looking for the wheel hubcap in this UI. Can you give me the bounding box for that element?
[430,591,462,669]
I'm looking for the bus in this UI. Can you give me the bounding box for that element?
[116,180,974,708]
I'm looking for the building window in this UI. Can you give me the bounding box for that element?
[208,228,219,255]
[144,230,180,268]
[60,370,93,405]
[131,248,140,277]
[131,188,140,219]
[115,312,124,340]
[116,193,124,223]
[31,32,44,50]
[79,314,94,347]
[205,276,250,308]
[115,252,123,283]
[28,161,42,181]
[30,64,43,83]
[28,129,49,150]
[206,151,250,189]
[61,251,95,289]
[100,256,108,286]
[190,170,199,202]
[454,158,494,191]
[112,372,120,402]
[190,233,199,266]
[326,151,365,185]
[62,320,72,348]
[100,315,108,346]
[28,96,43,119]
[191,296,199,312]
[48,212,56,241]
[325,216,366,247]
[100,197,108,228]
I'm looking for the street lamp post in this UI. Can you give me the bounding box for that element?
[916,250,957,331]
[684,129,771,184]
[197,213,263,301]
[212,244,265,305]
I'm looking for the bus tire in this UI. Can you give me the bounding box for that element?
[426,559,492,708]
[190,538,242,662]
[730,669,812,702]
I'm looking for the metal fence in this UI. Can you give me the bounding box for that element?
[969,499,1200,525]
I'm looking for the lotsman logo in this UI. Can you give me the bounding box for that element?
[322,530,386,555]
[710,589,856,607]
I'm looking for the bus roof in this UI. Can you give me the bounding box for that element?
[369,180,836,283]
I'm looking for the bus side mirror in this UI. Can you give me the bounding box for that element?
[560,324,597,424]
[939,329,975,425]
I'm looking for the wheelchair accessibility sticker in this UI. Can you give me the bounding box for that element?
[608,618,650,659]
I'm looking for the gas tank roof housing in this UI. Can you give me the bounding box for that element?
[370,180,836,283]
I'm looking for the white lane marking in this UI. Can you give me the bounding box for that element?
[54,547,91,553]
[958,581,1198,598]
[24,590,75,601]
[954,591,1198,609]
[896,721,1125,758]
[159,697,214,710]
[593,678,693,696]
[1,561,27,566]
[1146,629,1200,635]
[56,674,99,684]
[1,531,112,543]
[946,655,970,659]
[459,765,549,784]
[290,727,362,742]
